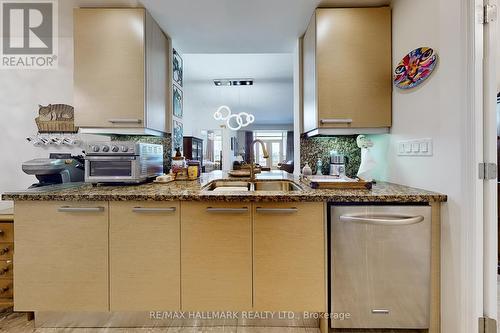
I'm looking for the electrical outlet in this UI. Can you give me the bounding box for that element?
[397,138,433,156]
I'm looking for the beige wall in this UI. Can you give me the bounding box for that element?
[0,1,77,204]
[0,1,110,208]
[370,0,470,332]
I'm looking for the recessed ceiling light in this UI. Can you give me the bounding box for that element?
[213,79,253,87]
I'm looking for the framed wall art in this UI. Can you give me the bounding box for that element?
[393,47,438,90]
[173,84,183,118]
[173,48,183,87]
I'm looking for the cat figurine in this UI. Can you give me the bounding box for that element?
[38,104,74,121]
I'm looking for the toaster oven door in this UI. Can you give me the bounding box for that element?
[85,156,139,182]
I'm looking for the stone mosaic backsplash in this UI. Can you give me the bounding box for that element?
[300,135,361,177]
[110,134,172,172]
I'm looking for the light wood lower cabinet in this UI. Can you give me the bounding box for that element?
[109,201,180,311]
[12,200,326,313]
[181,202,253,310]
[253,202,326,311]
[14,201,109,311]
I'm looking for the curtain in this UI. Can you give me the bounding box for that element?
[286,131,294,161]
[244,131,253,163]
[206,132,214,161]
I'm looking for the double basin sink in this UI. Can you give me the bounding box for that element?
[202,180,303,192]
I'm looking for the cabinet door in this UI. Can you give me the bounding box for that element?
[181,202,252,310]
[253,202,326,311]
[316,8,391,128]
[74,8,145,128]
[145,11,169,133]
[14,201,108,311]
[109,201,180,311]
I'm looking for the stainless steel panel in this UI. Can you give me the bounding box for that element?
[331,205,431,329]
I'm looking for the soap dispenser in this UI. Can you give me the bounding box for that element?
[315,159,323,175]
[302,162,312,176]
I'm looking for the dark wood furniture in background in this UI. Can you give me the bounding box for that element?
[0,208,13,310]
[183,136,203,169]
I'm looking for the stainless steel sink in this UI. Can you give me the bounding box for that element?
[253,181,302,192]
[202,181,252,192]
[202,180,302,192]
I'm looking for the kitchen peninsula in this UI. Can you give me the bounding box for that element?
[2,171,446,332]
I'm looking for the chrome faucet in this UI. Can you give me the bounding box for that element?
[249,139,269,182]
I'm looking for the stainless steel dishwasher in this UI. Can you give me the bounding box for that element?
[330,205,431,329]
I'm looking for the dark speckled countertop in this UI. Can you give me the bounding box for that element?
[2,171,447,203]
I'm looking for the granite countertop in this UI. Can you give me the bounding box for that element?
[2,171,447,203]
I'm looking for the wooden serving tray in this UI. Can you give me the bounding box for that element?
[303,175,372,190]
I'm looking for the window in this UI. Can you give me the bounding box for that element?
[253,131,287,169]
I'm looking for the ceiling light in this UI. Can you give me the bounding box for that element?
[213,79,253,87]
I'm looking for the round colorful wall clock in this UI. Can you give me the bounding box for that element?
[393,47,438,89]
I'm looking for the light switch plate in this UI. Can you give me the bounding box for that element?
[397,138,433,156]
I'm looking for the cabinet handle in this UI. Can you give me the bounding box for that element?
[0,230,3,236]
[206,207,249,213]
[255,207,298,213]
[371,309,390,314]
[0,286,9,294]
[320,118,353,124]
[58,206,105,213]
[340,214,424,226]
[0,248,9,255]
[108,119,142,124]
[0,267,9,275]
[132,207,176,213]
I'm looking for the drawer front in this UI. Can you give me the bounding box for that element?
[0,260,13,279]
[253,202,326,312]
[0,224,13,242]
[0,243,13,260]
[110,201,181,311]
[181,202,252,311]
[0,279,13,299]
[14,201,109,311]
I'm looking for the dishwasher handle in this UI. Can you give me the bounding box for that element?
[339,213,424,226]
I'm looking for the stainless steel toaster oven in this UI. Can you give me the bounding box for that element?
[84,141,163,184]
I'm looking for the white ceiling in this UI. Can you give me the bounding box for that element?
[184,54,293,125]
[185,54,293,82]
[76,0,390,53]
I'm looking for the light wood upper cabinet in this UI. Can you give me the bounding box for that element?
[181,202,253,311]
[14,201,109,311]
[303,8,392,134]
[74,8,170,133]
[109,201,180,311]
[253,202,326,312]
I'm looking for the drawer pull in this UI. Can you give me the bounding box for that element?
[206,207,248,213]
[0,286,9,294]
[132,207,176,213]
[0,248,9,255]
[256,207,298,213]
[320,118,353,124]
[108,118,142,124]
[371,309,390,314]
[0,230,3,236]
[58,206,105,213]
[0,267,9,275]
[340,214,424,226]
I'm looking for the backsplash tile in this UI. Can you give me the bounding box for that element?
[300,135,361,177]
[110,134,172,172]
